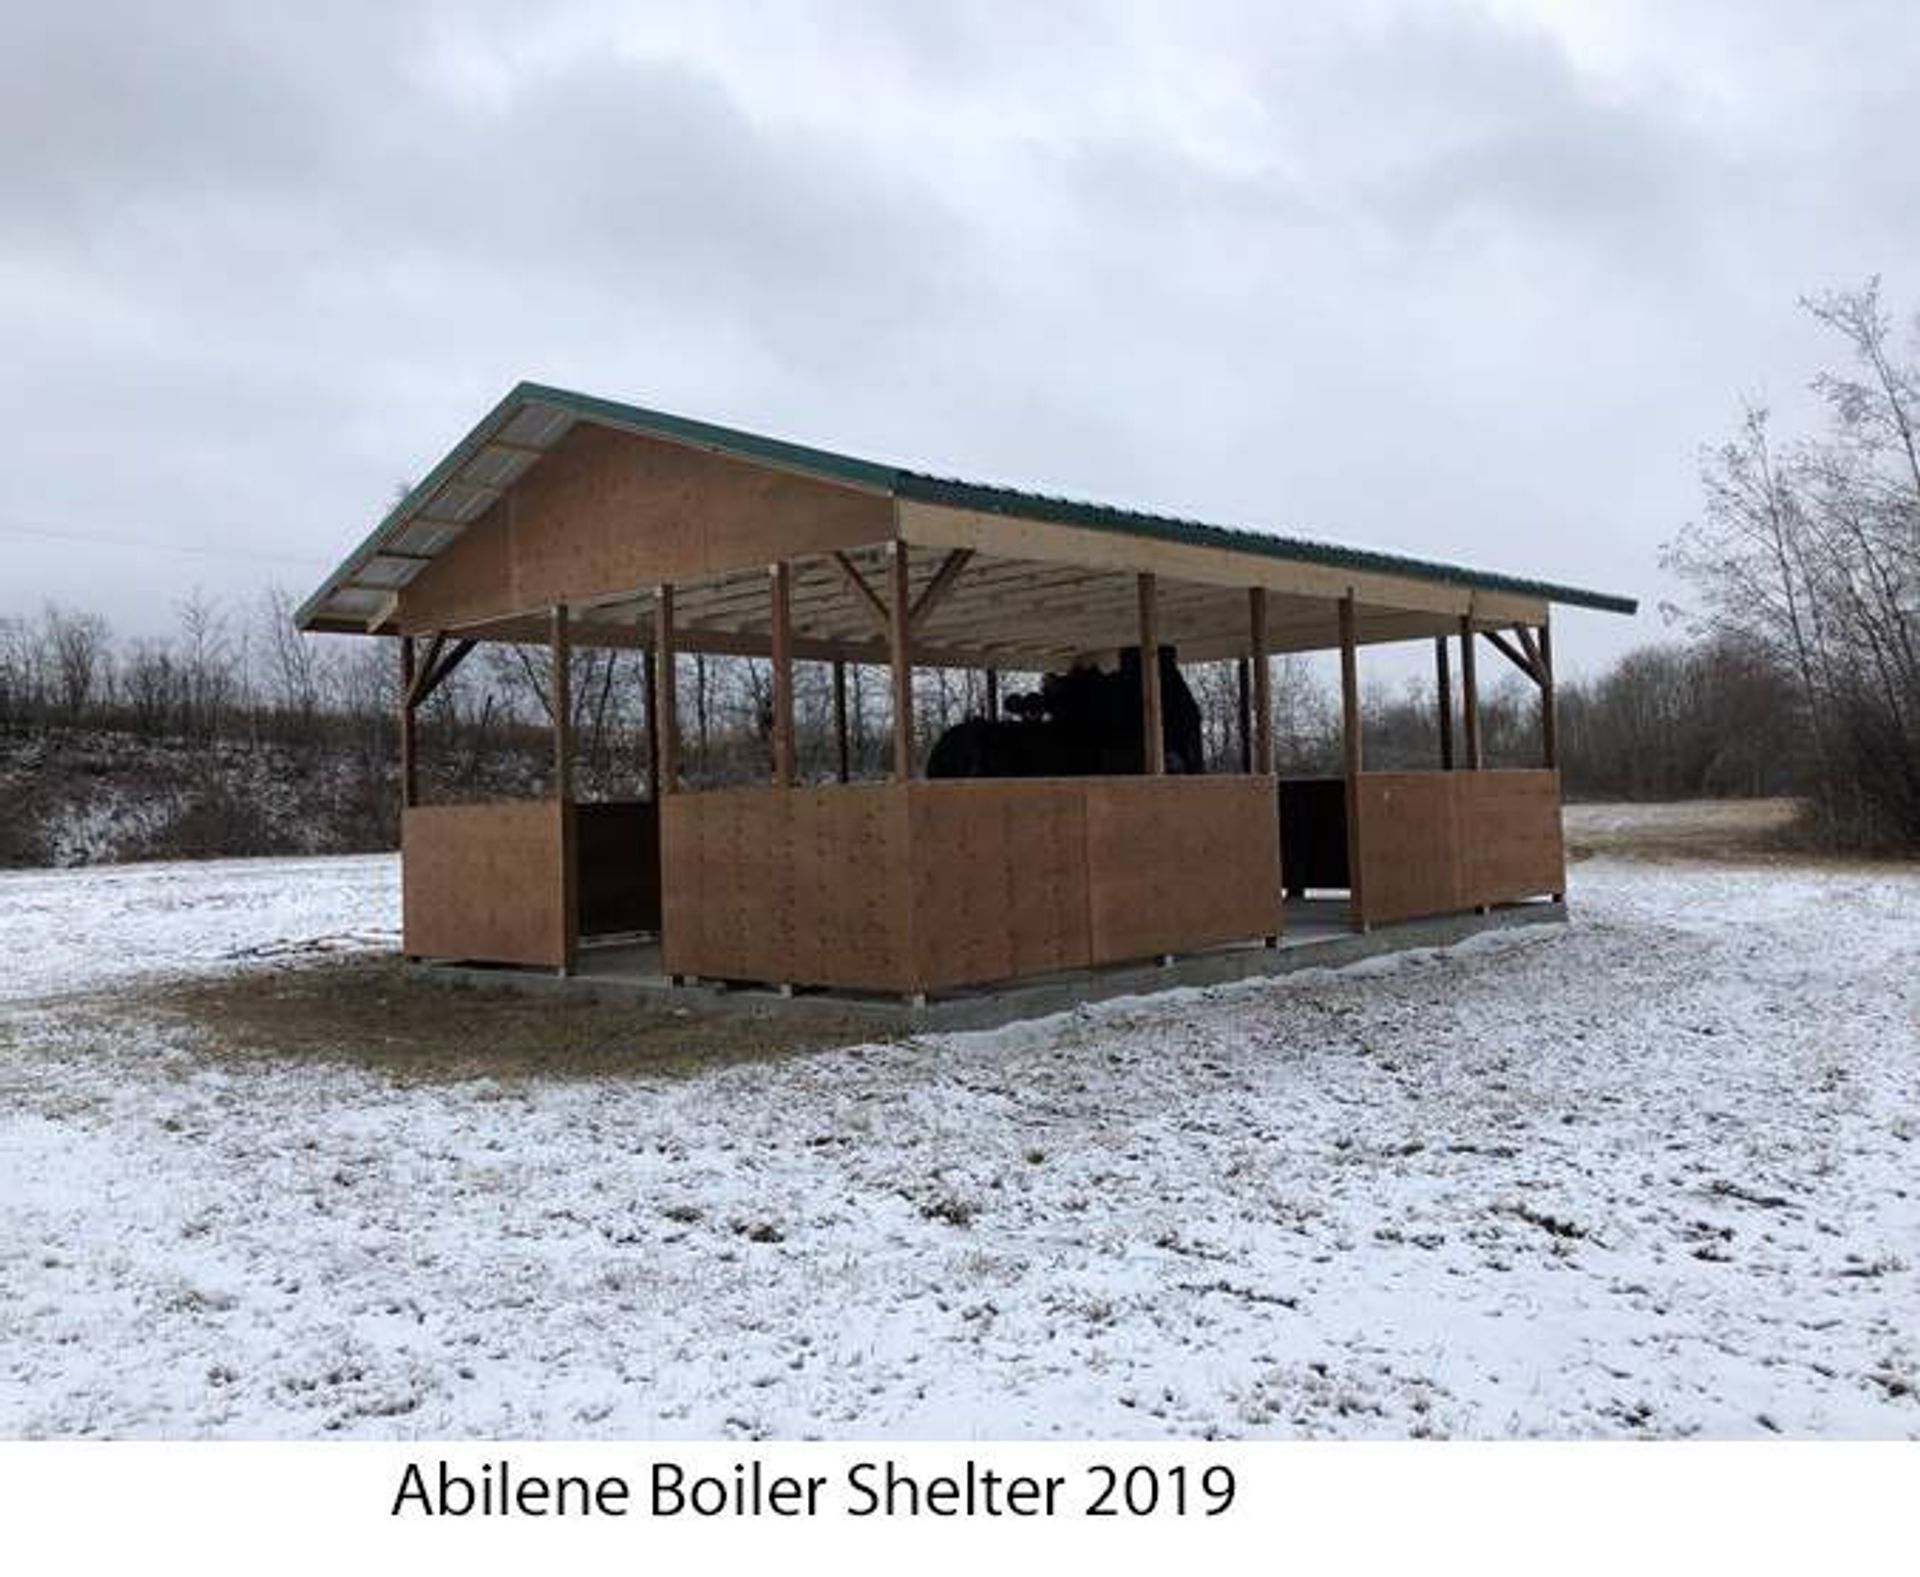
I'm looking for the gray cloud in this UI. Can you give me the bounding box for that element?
[3,0,1917,673]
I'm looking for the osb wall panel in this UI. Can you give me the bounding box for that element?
[1352,769,1565,925]
[786,787,916,988]
[403,801,567,967]
[661,785,915,992]
[1353,773,1464,926]
[399,424,893,633]
[400,502,512,633]
[660,777,1282,994]
[575,800,660,936]
[1459,769,1565,907]
[662,788,783,985]
[1084,778,1281,964]
[906,781,1090,990]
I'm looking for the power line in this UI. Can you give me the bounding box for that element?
[0,522,332,568]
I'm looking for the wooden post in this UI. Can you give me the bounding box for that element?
[1459,613,1487,914]
[641,646,660,798]
[1435,635,1455,771]
[888,543,914,781]
[1138,572,1164,775]
[1538,620,1558,770]
[654,585,679,794]
[1249,587,1273,776]
[1540,619,1562,902]
[1459,614,1482,770]
[551,605,577,975]
[770,561,795,787]
[1339,593,1365,932]
[398,635,418,811]
[1235,658,1252,773]
[832,659,850,783]
[985,667,1000,719]
[551,606,572,802]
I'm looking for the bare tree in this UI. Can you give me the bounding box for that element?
[47,606,110,723]
[1667,278,1920,849]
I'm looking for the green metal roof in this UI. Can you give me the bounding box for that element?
[299,380,1637,628]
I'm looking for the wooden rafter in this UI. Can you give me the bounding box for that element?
[442,476,505,499]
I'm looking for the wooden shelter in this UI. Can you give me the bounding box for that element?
[298,382,1635,1001]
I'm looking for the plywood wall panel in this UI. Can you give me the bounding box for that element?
[402,801,568,967]
[1353,773,1464,926]
[1352,768,1565,925]
[663,785,915,991]
[908,783,1014,989]
[788,786,914,989]
[1084,778,1280,965]
[662,777,1281,995]
[904,781,1092,990]
[1460,769,1565,905]
[999,785,1093,980]
[398,425,892,633]
[401,504,513,632]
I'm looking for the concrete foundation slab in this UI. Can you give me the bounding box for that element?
[408,899,1567,1034]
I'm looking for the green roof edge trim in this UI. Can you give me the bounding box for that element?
[299,380,1637,627]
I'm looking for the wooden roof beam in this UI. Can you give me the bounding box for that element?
[897,499,1551,622]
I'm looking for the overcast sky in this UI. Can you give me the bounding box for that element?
[4,0,1916,672]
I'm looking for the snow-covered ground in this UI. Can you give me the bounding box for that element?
[0,854,397,1003]
[2,842,1916,1438]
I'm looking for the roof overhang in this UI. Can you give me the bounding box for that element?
[298,381,1637,652]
